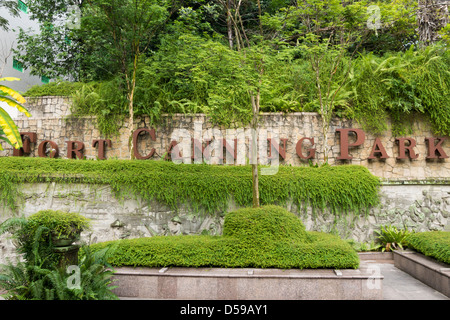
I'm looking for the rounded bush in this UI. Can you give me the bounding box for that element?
[24,210,91,239]
[223,205,309,242]
[89,205,359,269]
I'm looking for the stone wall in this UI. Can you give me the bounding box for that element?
[1,181,449,264]
[2,96,449,180]
[1,96,449,264]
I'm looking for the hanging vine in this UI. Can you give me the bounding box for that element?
[0,157,380,217]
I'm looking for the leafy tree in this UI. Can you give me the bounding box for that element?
[85,0,175,158]
[357,0,418,54]
[15,22,82,81]
[12,1,92,81]
[0,0,20,31]
[219,0,266,207]
[265,0,368,163]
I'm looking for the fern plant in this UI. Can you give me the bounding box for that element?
[375,225,413,252]
[0,244,118,300]
[0,215,117,300]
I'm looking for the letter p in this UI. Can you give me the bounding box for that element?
[336,128,366,160]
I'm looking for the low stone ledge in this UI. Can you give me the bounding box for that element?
[393,250,450,298]
[358,252,393,261]
[111,261,383,300]
[380,178,450,185]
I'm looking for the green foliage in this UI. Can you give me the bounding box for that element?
[0,157,380,218]
[66,37,313,130]
[0,243,118,300]
[0,210,91,270]
[23,210,91,239]
[0,0,20,31]
[345,239,382,252]
[89,205,360,269]
[0,171,21,211]
[375,225,414,252]
[138,33,255,127]
[223,205,309,241]
[355,0,418,54]
[24,81,86,97]
[347,45,450,136]
[407,231,450,265]
[62,245,118,300]
[14,22,81,80]
[0,213,116,300]
[68,80,126,137]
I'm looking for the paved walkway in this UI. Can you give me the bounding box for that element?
[365,260,449,300]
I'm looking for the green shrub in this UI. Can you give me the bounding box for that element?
[0,243,118,300]
[89,205,360,269]
[347,45,450,136]
[0,157,380,218]
[223,205,309,242]
[23,210,91,240]
[0,213,116,300]
[1,210,91,270]
[407,231,450,264]
[24,81,86,97]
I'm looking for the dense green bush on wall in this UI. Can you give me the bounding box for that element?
[407,231,450,265]
[0,157,380,217]
[88,206,360,269]
[24,81,86,97]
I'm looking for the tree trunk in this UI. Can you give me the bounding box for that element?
[251,91,260,208]
[418,0,449,47]
[251,0,264,208]
[313,57,329,164]
[226,0,233,50]
[321,113,330,164]
[128,54,138,160]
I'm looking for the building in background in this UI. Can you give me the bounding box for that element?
[0,0,46,117]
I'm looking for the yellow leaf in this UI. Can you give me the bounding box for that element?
[0,85,26,104]
[0,77,20,82]
[0,96,31,117]
[0,107,22,149]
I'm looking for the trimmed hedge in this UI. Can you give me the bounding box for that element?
[0,157,380,216]
[88,205,360,269]
[407,231,450,265]
[222,205,309,241]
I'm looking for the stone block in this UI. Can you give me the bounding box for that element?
[111,263,383,300]
[394,250,450,298]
